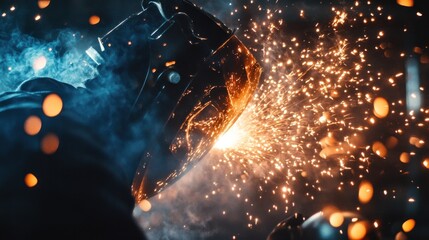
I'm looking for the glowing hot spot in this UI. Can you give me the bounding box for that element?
[214,125,245,150]
[33,56,47,71]
[139,199,152,212]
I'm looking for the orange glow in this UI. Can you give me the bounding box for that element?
[38,0,51,9]
[89,15,101,25]
[373,97,389,118]
[139,199,152,212]
[165,61,176,67]
[423,158,429,169]
[397,0,414,7]
[386,136,398,149]
[24,116,42,136]
[402,219,416,232]
[409,136,424,148]
[421,55,429,64]
[372,141,387,158]
[395,231,407,240]
[399,152,410,163]
[358,181,373,204]
[319,112,330,123]
[348,221,367,240]
[25,173,38,188]
[329,212,344,227]
[42,93,63,117]
[214,126,245,150]
[41,134,59,155]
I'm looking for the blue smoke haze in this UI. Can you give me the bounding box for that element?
[0,26,97,91]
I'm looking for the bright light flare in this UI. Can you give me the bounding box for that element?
[32,56,47,71]
[214,124,246,150]
[372,141,387,158]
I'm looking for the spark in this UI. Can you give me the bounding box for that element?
[203,0,429,229]
[10,0,424,236]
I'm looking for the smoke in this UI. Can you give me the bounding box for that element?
[0,21,97,91]
[192,0,236,27]
[134,153,249,240]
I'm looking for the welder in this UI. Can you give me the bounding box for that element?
[0,0,261,238]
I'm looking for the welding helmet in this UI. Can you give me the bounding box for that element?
[84,0,261,202]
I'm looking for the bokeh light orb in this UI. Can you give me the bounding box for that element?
[348,221,367,240]
[42,94,63,117]
[372,141,387,158]
[24,116,42,136]
[396,0,414,7]
[139,199,152,212]
[25,173,38,188]
[402,219,416,233]
[329,212,344,228]
[89,15,101,25]
[41,133,60,155]
[38,0,51,9]
[358,181,374,204]
[373,97,389,119]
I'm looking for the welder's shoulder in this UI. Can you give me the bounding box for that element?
[0,77,147,239]
[17,77,77,93]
